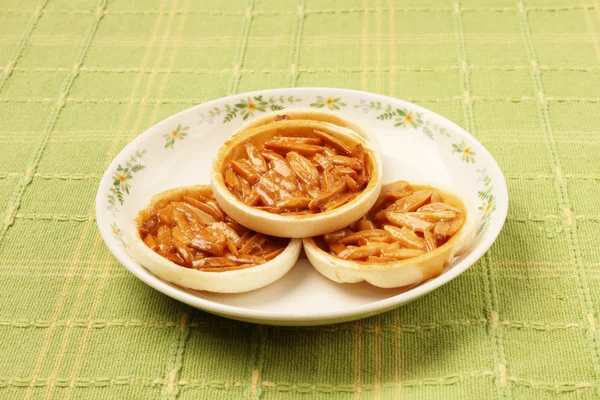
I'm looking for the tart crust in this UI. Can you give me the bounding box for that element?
[128,185,302,293]
[211,119,383,238]
[302,182,477,288]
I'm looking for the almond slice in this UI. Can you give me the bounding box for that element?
[407,211,457,222]
[431,191,442,203]
[320,169,336,191]
[356,175,370,191]
[172,208,197,232]
[447,215,465,236]
[338,243,390,260]
[357,217,376,231]
[192,257,237,269]
[267,159,296,183]
[255,183,277,206]
[308,179,347,212]
[240,233,266,255]
[329,243,346,255]
[382,225,426,249]
[275,196,312,210]
[286,151,319,187]
[156,204,174,226]
[382,180,409,194]
[173,240,194,265]
[189,237,224,256]
[265,137,323,156]
[359,239,370,248]
[330,155,363,171]
[173,201,216,226]
[418,202,462,213]
[226,254,267,264]
[434,221,452,238]
[263,247,286,260]
[321,146,337,157]
[370,181,414,211]
[322,192,357,211]
[171,226,192,245]
[354,144,366,173]
[244,143,268,173]
[323,228,353,243]
[211,221,241,246]
[332,166,358,180]
[143,235,157,251]
[227,221,249,236]
[345,176,359,192]
[393,190,433,213]
[183,197,223,222]
[204,224,228,245]
[381,248,426,260]
[239,177,252,199]
[138,217,158,238]
[244,189,260,206]
[312,153,334,170]
[339,229,391,245]
[423,231,437,252]
[266,169,297,192]
[299,180,322,199]
[261,150,286,163]
[226,238,239,256]
[230,159,259,185]
[386,212,434,233]
[259,176,292,200]
[312,129,352,155]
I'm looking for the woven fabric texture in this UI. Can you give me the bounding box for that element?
[1,0,600,399]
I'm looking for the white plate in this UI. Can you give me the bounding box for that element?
[96,88,508,326]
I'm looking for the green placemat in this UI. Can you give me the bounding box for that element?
[1,0,599,399]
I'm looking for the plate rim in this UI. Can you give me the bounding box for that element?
[95,87,509,324]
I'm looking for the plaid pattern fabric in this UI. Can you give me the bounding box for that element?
[0,0,599,398]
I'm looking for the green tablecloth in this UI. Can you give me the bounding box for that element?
[1,0,599,398]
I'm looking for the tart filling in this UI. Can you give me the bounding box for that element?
[223,126,371,215]
[303,181,476,288]
[317,181,466,261]
[130,185,301,293]
[211,119,382,238]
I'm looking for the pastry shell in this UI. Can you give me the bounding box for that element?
[127,185,302,293]
[302,183,477,288]
[211,119,383,238]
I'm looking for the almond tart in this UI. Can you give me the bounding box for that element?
[303,181,477,288]
[236,108,381,155]
[211,119,383,238]
[128,185,302,293]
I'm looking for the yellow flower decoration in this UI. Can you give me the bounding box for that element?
[163,125,189,149]
[453,141,476,163]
